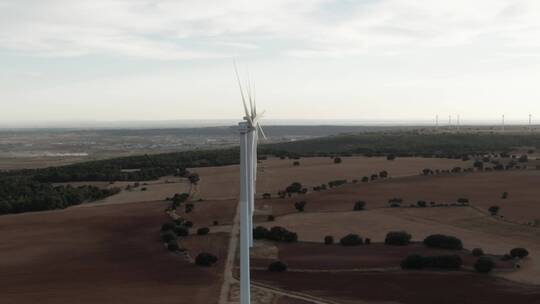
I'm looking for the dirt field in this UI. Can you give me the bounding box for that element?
[253,270,540,304]
[0,200,227,304]
[259,207,540,285]
[0,155,89,170]
[251,242,512,270]
[258,170,540,223]
[191,156,472,200]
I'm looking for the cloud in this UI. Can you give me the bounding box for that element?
[0,0,539,60]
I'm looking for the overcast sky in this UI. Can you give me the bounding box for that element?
[1,0,539,124]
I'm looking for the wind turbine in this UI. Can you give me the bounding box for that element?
[529,114,533,132]
[236,63,266,304]
[435,114,439,131]
[502,114,505,132]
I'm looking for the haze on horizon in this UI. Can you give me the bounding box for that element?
[1,0,539,125]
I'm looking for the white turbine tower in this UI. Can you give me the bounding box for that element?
[236,64,265,304]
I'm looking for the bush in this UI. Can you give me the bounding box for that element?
[423,234,463,250]
[184,220,193,228]
[472,248,484,257]
[387,154,396,160]
[417,200,427,207]
[197,227,210,235]
[268,226,298,242]
[174,225,189,237]
[161,222,175,232]
[253,226,269,239]
[501,254,512,261]
[334,157,342,164]
[267,215,275,221]
[324,235,334,245]
[475,257,495,273]
[353,201,366,211]
[286,182,303,194]
[510,248,529,259]
[457,198,469,204]
[365,238,371,245]
[401,254,423,269]
[195,253,218,266]
[294,201,306,212]
[167,240,180,251]
[488,206,500,216]
[340,234,363,246]
[385,231,412,246]
[161,231,177,242]
[268,261,287,272]
[421,255,463,269]
[501,192,508,199]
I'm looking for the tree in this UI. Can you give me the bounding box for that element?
[423,234,463,250]
[197,227,210,235]
[475,256,495,273]
[334,157,342,164]
[195,253,218,266]
[174,225,189,236]
[361,176,369,182]
[286,182,303,194]
[167,240,180,251]
[185,203,194,213]
[488,206,500,216]
[416,201,427,207]
[401,254,423,269]
[268,261,287,272]
[379,171,388,178]
[294,201,306,212]
[510,248,529,259]
[188,173,200,184]
[472,248,484,257]
[324,236,334,245]
[353,201,366,211]
[340,234,363,246]
[387,154,396,161]
[161,222,175,232]
[293,161,300,166]
[253,226,269,239]
[385,231,412,246]
[161,231,177,243]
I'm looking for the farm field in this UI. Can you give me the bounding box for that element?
[0,200,230,304]
[2,152,540,303]
[191,156,473,200]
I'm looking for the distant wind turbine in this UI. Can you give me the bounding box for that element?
[502,114,505,132]
[235,63,266,304]
[529,114,533,132]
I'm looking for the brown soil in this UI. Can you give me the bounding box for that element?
[259,170,540,223]
[191,156,471,200]
[253,270,540,304]
[251,242,512,270]
[0,201,226,304]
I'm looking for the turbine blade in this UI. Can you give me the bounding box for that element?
[257,124,267,140]
[234,61,252,124]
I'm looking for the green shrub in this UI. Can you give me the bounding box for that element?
[324,236,334,245]
[268,261,287,272]
[161,231,177,242]
[294,201,306,212]
[174,225,189,236]
[253,226,269,239]
[340,234,363,246]
[401,254,423,269]
[353,201,366,211]
[161,222,175,232]
[423,234,463,250]
[475,257,495,273]
[472,248,484,257]
[385,231,412,246]
[197,227,210,235]
[195,253,218,266]
[167,241,180,251]
[510,248,529,259]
